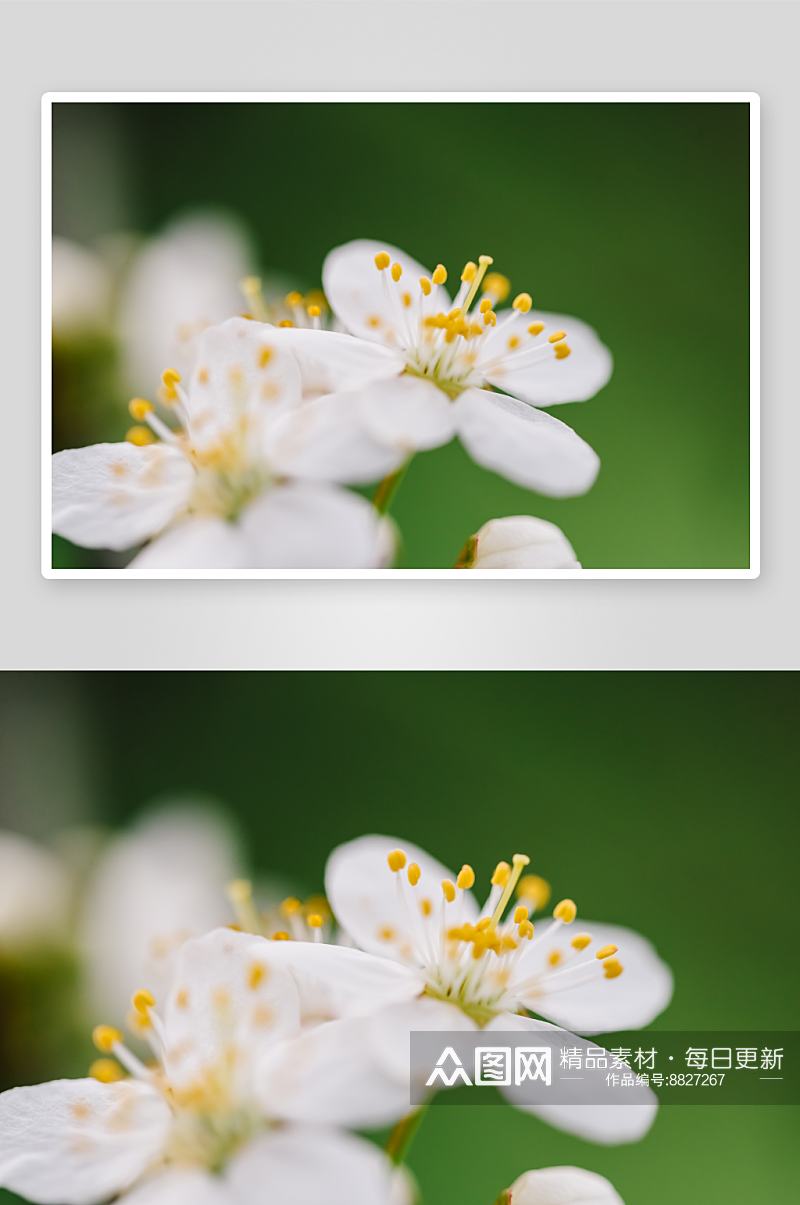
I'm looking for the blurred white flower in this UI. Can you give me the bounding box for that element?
[79,803,244,1027]
[118,212,257,398]
[52,238,113,338]
[457,515,581,569]
[52,318,388,569]
[273,239,611,497]
[0,830,72,950]
[0,929,407,1205]
[504,1166,625,1204]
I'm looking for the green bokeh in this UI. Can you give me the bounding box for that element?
[54,101,751,568]
[15,670,785,1205]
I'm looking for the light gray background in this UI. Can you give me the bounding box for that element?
[2,1,796,669]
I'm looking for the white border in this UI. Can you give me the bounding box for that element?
[42,92,760,581]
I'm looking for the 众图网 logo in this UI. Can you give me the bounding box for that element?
[425,1046,552,1088]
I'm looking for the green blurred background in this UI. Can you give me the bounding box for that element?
[52,101,751,569]
[0,672,796,1204]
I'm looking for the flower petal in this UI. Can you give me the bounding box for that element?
[227,1126,409,1205]
[266,326,403,395]
[357,374,458,453]
[0,831,72,947]
[0,1079,170,1205]
[512,920,674,1032]
[489,1013,658,1144]
[237,481,386,569]
[472,516,581,569]
[128,517,254,570]
[52,442,193,551]
[78,804,244,1028]
[162,928,301,1093]
[325,834,479,960]
[454,389,600,496]
[184,318,303,453]
[122,1169,236,1205]
[323,238,448,347]
[266,392,405,485]
[508,1165,625,1204]
[480,310,613,406]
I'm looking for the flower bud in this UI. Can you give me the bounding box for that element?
[460,516,580,569]
[504,1166,625,1204]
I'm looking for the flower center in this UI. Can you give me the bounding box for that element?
[372,252,571,399]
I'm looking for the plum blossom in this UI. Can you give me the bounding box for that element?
[501,1165,625,1204]
[0,830,73,950]
[281,239,612,497]
[52,318,388,569]
[0,929,408,1205]
[455,515,581,569]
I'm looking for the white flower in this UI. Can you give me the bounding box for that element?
[79,803,245,1029]
[52,238,113,338]
[0,929,406,1205]
[457,515,581,568]
[275,834,672,1144]
[505,1165,625,1204]
[281,239,611,497]
[52,318,388,569]
[117,213,257,399]
[0,830,72,949]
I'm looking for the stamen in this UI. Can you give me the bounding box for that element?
[307,305,321,318]
[518,919,534,940]
[553,899,577,923]
[132,989,155,1016]
[492,862,511,886]
[548,330,567,344]
[595,944,618,960]
[226,879,262,936]
[240,277,269,322]
[513,905,528,924]
[128,398,153,421]
[307,914,324,942]
[278,320,293,328]
[603,958,624,979]
[461,262,477,283]
[548,950,562,966]
[442,879,456,903]
[554,343,572,359]
[513,293,533,313]
[93,1025,123,1053]
[460,256,494,318]
[516,874,551,912]
[89,1058,125,1083]
[479,298,493,314]
[387,849,407,872]
[482,272,510,302]
[490,854,531,926]
[126,426,156,446]
[571,933,592,950]
[432,265,447,285]
[391,263,403,283]
[285,291,303,308]
[527,322,545,337]
[457,865,475,890]
[419,277,432,296]
[375,252,391,271]
[408,863,421,886]
[271,931,291,941]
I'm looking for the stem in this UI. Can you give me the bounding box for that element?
[453,534,477,569]
[385,1106,428,1165]
[373,456,413,515]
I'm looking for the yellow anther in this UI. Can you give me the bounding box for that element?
[227,879,251,903]
[442,879,456,903]
[387,849,407,872]
[548,330,567,344]
[457,865,475,890]
[132,989,155,1015]
[271,931,291,941]
[307,305,321,318]
[483,272,510,302]
[176,989,189,1008]
[420,899,433,917]
[603,958,624,979]
[280,896,302,916]
[407,863,421,886]
[162,368,182,387]
[513,293,533,313]
[419,277,432,296]
[128,398,153,421]
[258,345,272,368]
[375,252,391,270]
[476,916,493,932]
[508,335,520,349]
[517,874,551,911]
[548,950,562,966]
[554,343,572,360]
[492,862,511,887]
[461,262,478,283]
[432,264,448,285]
[248,962,267,989]
[483,311,496,326]
[307,913,323,929]
[500,934,518,951]
[527,321,545,337]
[468,323,483,338]
[89,1058,125,1083]
[285,291,303,308]
[553,899,577,923]
[596,944,619,960]
[513,905,529,924]
[126,426,155,446]
[402,292,412,307]
[92,1025,122,1053]
[278,320,294,328]
[571,933,592,951]
[518,919,534,939]
[227,879,262,936]
[447,307,462,320]
[379,925,395,941]
[391,262,403,282]
[479,297,493,314]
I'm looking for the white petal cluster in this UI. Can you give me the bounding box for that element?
[0,830,72,949]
